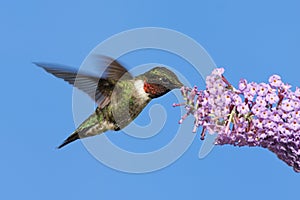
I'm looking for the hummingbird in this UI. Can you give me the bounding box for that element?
[35,56,183,149]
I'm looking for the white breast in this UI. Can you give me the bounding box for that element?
[134,79,149,100]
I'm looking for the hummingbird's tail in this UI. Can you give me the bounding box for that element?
[56,111,114,149]
[57,131,80,149]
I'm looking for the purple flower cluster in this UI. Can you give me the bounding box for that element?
[175,68,300,172]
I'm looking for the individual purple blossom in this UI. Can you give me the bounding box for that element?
[256,96,267,107]
[232,94,242,106]
[211,67,225,76]
[292,99,300,110]
[251,104,264,116]
[174,68,300,172]
[269,74,282,87]
[239,78,248,91]
[237,102,249,115]
[265,119,276,129]
[269,111,282,122]
[295,87,300,97]
[248,82,257,95]
[257,83,269,96]
[244,91,254,101]
[253,118,265,129]
[266,92,279,104]
[281,99,294,112]
[282,83,292,93]
[259,109,271,119]
[223,91,232,105]
[291,110,300,119]
[277,122,285,133]
[289,119,299,131]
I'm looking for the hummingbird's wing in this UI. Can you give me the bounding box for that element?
[96,55,132,81]
[34,56,133,108]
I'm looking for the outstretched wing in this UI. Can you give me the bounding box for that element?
[34,56,132,108]
[96,55,132,81]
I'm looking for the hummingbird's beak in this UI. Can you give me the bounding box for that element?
[171,80,184,90]
[176,80,184,88]
[178,81,184,88]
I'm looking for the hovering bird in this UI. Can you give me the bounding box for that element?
[35,56,183,148]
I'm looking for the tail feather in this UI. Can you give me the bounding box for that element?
[57,132,80,149]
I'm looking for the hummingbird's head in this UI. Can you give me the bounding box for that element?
[142,67,183,98]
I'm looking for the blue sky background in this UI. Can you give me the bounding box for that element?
[1,0,300,199]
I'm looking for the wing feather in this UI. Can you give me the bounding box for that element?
[34,56,132,108]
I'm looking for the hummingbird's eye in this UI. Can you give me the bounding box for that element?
[160,77,168,82]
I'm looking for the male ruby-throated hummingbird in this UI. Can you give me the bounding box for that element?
[35,56,183,148]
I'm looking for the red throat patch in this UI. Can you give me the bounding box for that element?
[143,81,166,97]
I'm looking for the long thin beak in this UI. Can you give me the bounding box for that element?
[170,82,183,90]
[176,80,184,88]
